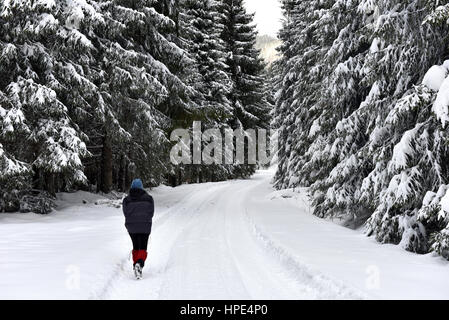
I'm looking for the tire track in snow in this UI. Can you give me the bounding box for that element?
[243,209,367,299]
[156,182,245,299]
[219,177,359,299]
[95,183,232,300]
[93,174,366,300]
[88,257,129,300]
[88,186,200,300]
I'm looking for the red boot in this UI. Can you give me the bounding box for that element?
[136,250,148,267]
[132,250,139,265]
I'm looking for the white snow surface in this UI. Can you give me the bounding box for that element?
[0,170,448,300]
[433,75,449,128]
[441,189,449,216]
[422,65,447,91]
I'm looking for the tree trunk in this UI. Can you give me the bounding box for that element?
[118,155,125,192]
[177,169,182,186]
[101,134,113,193]
[46,172,55,196]
[124,159,131,191]
[169,175,176,188]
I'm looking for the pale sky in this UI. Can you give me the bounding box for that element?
[244,0,282,38]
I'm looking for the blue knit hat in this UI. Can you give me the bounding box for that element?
[131,179,144,190]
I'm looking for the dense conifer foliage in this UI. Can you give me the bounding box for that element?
[0,0,270,210]
[273,0,449,258]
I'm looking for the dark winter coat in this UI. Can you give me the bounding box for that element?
[122,188,154,234]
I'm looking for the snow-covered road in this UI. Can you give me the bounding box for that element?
[1,170,448,299]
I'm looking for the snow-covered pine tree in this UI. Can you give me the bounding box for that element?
[361,2,449,253]
[94,0,187,191]
[299,0,374,220]
[0,0,199,203]
[297,0,448,227]
[273,0,449,259]
[274,0,357,190]
[179,0,232,122]
[67,0,198,191]
[286,0,341,190]
[321,0,449,248]
[272,0,302,189]
[151,0,198,123]
[176,0,235,183]
[0,0,91,209]
[0,141,30,212]
[311,0,449,243]
[54,0,118,193]
[218,0,269,130]
[363,78,448,252]
[217,0,271,177]
[418,1,449,259]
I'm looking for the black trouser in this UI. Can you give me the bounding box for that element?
[129,233,150,250]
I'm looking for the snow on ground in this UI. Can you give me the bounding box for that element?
[0,170,448,300]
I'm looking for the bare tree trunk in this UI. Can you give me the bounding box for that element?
[101,134,113,193]
[118,155,125,192]
[124,158,131,191]
[177,168,182,186]
[169,175,176,188]
[46,172,55,196]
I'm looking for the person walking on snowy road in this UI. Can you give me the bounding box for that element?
[122,179,154,279]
